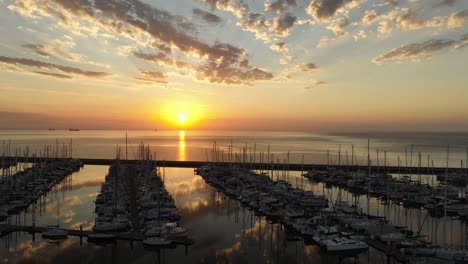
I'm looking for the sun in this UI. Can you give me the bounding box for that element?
[178,114,187,123]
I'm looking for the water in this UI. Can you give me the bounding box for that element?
[1,130,468,168]
[1,166,468,263]
[1,130,468,263]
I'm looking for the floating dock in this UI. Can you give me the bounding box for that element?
[0,224,195,245]
[2,157,462,174]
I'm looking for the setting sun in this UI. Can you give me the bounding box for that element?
[178,114,187,123]
[157,99,205,128]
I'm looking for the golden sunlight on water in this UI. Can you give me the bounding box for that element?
[178,130,186,161]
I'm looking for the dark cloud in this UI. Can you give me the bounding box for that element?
[306,0,358,22]
[152,43,172,54]
[22,44,50,57]
[193,8,222,25]
[33,71,72,79]
[372,38,456,63]
[397,8,425,30]
[385,0,398,7]
[265,0,297,14]
[237,12,271,41]
[300,63,318,71]
[273,13,296,36]
[435,0,456,7]
[0,55,110,78]
[133,52,172,66]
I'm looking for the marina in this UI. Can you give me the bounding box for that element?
[1,132,468,263]
[1,0,467,261]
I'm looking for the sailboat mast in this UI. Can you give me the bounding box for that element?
[444,145,449,248]
[367,139,371,218]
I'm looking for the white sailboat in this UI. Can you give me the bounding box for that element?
[320,237,369,255]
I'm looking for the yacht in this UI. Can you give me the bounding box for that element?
[320,237,369,255]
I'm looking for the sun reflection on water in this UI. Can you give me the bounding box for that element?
[178,130,186,161]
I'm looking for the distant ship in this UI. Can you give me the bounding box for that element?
[48,128,56,131]
[69,128,80,131]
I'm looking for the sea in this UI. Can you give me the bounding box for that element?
[1,130,468,263]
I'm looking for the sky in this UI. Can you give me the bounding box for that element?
[0,0,467,131]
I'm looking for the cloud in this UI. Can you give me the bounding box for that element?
[134,49,273,86]
[305,80,325,89]
[435,0,456,7]
[306,0,360,22]
[33,71,72,79]
[454,32,468,49]
[22,44,50,57]
[199,0,248,19]
[201,0,297,41]
[299,63,318,71]
[0,55,111,78]
[265,0,297,14]
[273,12,296,37]
[193,8,222,25]
[327,17,350,36]
[372,38,457,63]
[22,37,109,68]
[8,0,271,86]
[397,8,426,30]
[237,12,271,42]
[377,8,446,37]
[316,36,332,48]
[385,0,399,7]
[447,10,468,30]
[362,9,378,25]
[134,70,168,84]
[133,52,173,66]
[353,30,367,41]
[270,42,288,53]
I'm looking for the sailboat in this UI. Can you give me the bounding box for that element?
[320,236,369,255]
[42,197,68,240]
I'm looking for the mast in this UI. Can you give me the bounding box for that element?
[418,152,422,184]
[444,145,449,248]
[377,148,380,176]
[338,145,341,167]
[367,139,371,218]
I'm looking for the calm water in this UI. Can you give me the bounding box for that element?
[1,130,468,168]
[1,165,467,263]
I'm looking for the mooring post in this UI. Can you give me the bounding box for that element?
[80,225,83,245]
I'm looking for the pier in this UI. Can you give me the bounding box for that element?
[0,224,195,245]
[364,238,410,263]
[2,157,463,174]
